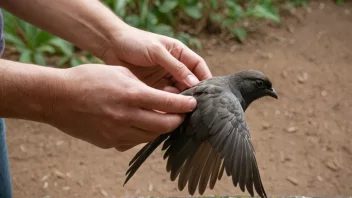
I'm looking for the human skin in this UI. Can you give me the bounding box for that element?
[0,0,212,151]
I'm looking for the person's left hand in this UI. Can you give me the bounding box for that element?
[100,26,212,94]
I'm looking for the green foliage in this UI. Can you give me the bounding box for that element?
[2,10,97,67]
[336,0,344,5]
[102,0,283,45]
[2,0,348,67]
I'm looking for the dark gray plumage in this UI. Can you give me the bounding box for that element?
[123,70,278,198]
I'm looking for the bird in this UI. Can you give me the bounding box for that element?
[123,70,278,198]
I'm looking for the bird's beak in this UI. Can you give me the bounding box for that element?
[267,88,278,99]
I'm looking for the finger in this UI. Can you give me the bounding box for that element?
[151,78,181,94]
[128,108,185,134]
[168,39,213,80]
[152,46,200,88]
[134,86,197,113]
[151,78,172,90]
[163,86,180,94]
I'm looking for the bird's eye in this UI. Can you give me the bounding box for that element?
[255,80,264,87]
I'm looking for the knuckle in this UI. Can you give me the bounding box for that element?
[174,62,187,73]
[106,107,131,123]
[125,87,142,102]
[163,95,176,109]
[174,40,185,48]
[151,42,163,54]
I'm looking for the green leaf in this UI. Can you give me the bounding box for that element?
[125,14,140,27]
[34,52,46,66]
[4,33,25,47]
[23,23,39,48]
[19,50,32,63]
[232,26,247,42]
[188,37,202,50]
[158,1,178,13]
[147,12,158,26]
[70,57,82,67]
[251,5,280,23]
[36,31,54,46]
[49,38,74,57]
[336,0,344,5]
[222,18,235,26]
[139,0,149,26]
[210,13,223,22]
[209,0,218,9]
[152,24,174,37]
[115,0,129,16]
[57,56,71,66]
[176,32,191,45]
[37,45,56,54]
[184,6,202,19]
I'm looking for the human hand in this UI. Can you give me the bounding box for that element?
[101,26,212,93]
[48,64,197,151]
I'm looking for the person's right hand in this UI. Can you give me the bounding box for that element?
[48,64,197,151]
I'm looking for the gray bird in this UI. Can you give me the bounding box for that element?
[123,70,278,198]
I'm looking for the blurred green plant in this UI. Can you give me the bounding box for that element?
[2,10,99,67]
[2,0,347,67]
[103,0,283,44]
[336,0,344,5]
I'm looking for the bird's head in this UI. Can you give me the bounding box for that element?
[231,70,278,109]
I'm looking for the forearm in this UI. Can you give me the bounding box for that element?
[0,0,129,59]
[0,59,64,122]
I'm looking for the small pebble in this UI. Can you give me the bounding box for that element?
[306,7,312,13]
[100,189,108,197]
[56,140,64,146]
[77,180,83,187]
[62,186,70,191]
[281,71,288,79]
[286,126,298,133]
[148,182,154,191]
[20,145,26,153]
[317,175,323,182]
[287,25,294,33]
[319,3,325,10]
[345,9,350,15]
[43,182,49,189]
[297,72,309,83]
[326,161,339,171]
[262,122,271,130]
[41,174,51,182]
[54,169,65,179]
[321,90,328,97]
[286,176,299,185]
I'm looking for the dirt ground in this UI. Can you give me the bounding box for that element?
[3,1,352,198]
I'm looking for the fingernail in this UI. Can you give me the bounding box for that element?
[186,75,199,87]
[189,98,197,111]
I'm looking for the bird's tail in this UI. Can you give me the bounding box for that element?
[123,133,169,186]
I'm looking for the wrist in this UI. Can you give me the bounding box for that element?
[0,59,66,123]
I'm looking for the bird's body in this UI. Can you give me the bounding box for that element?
[123,70,278,198]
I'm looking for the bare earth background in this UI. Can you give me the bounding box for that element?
[4,1,352,198]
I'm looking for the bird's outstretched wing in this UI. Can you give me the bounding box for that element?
[124,84,267,198]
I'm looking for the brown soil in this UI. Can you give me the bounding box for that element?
[4,1,352,198]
